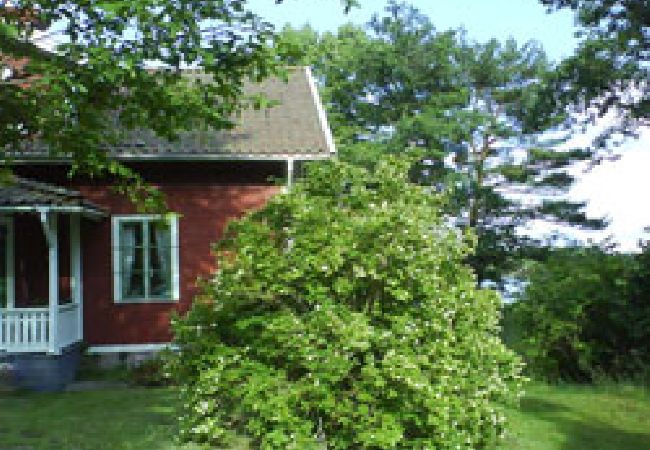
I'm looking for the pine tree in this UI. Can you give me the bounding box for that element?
[282,1,606,283]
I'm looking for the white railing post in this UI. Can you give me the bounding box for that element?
[40,210,60,355]
[70,214,82,342]
[0,308,50,353]
[56,303,78,349]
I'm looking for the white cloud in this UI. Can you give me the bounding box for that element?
[569,127,650,251]
[522,125,650,252]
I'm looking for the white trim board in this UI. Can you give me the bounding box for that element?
[5,153,333,164]
[0,206,105,220]
[305,66,337,156]
[86,343,175,354]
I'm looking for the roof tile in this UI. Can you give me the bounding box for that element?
[10,67,334,160]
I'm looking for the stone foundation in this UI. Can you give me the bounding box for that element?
[0,343,82,391]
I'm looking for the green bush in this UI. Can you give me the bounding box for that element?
[507,246,650,382]
[128,357,172,387]
[169,157,524,449]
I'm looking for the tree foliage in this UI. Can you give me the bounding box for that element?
[539,0,648,136]
[281,2,605,283]
[169,156,524,449]
[0,0,347,207]
[506,244,650,382]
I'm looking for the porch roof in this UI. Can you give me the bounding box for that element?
[0,176,106,218]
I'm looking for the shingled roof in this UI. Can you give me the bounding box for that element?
[10,66,335,161]
[0,177,105,217]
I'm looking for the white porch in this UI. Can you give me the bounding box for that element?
[0,212,84,355]
[0,303,81,353]
[0,178,105,355]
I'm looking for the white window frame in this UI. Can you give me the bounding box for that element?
[112,214,180,303]
[0,215,14,309]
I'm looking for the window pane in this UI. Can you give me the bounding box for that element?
[149,222,172,298]
[119,222,145,299]
[123,270,145,298]
[149,222,171,247]
[150,270,171,297]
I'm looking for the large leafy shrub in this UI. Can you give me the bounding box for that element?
[170,157,524,449]
[507,246,650,382]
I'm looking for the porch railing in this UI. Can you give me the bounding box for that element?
[0,304,81,353]
[57,303,81,350]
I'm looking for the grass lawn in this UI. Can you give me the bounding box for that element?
[0,387,201,450]
[500,383,650,450]
[0,383,648,450]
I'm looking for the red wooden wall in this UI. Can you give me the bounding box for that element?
[13,214,71,307]
[14,162,283,345]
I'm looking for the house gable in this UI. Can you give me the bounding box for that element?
[1,67,335,356]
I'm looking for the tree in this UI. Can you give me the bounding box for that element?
[394,35,608,282]
[284,2,605,283]
[169,155,524,449]
[506,244,650,382]
[539,0,648,139]
[279,22,396,168]
[0,1,350,207]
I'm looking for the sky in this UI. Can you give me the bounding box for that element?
[248,0,580,61]
[248,0,650,251]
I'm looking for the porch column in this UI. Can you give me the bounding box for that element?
[40,211,59,355]
[284,158,295,193]
[287,158,295,189]
[70,214,82,342]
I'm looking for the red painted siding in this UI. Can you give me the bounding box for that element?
[14,214,71,307]
[14,162,283,345]
[14,214,48,306]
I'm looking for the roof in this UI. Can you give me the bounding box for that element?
[9,66,336,161]
[0,177,106,217]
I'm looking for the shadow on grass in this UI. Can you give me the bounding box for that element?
[0,388,190,450]
[520,395,650,450]
[520,397,570,414]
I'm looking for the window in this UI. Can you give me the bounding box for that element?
[112,215,179,302]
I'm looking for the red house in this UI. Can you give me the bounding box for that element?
[0,67,335,389]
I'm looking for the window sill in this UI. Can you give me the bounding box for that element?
[114,298,180,304]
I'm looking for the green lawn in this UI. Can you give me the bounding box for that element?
[0,384,648,450]
[500,383,650,450]
[0,388,200,450]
